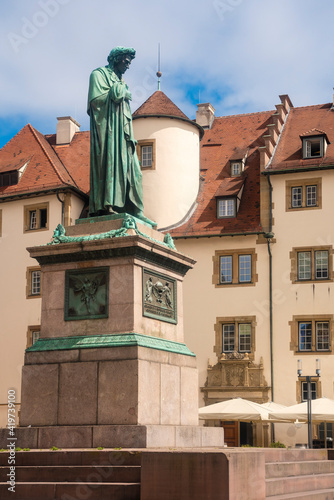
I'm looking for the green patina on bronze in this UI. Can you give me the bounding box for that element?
[64,267,109,321]
[143,268,177,324]
[48,214,176,250]
[88,46,155,227]
[26,333,195,357]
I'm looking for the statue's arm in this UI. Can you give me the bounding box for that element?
[109,82,131,103]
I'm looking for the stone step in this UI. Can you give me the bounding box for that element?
[264,449,328,463]
[266,488,334,500]
[0,464,141,483]
[0,449,142,466]
[0,481,141,500]
[266,460,334,478]
[266,473,334,497]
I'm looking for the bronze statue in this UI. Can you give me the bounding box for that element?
[88,46,155,226]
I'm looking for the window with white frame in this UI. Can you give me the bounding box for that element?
[26,267,42,298]
[24,202,49,232]
[136,140,156,169]
[214,249,257,287]
[290,245,333,283]
[290,315,333,354]
[297,250,329,281]
[214,316,256,359]
[219,253,252,284]
[27,326,40,348]
[286,178,321,211]
[217,197,236,218]
[222,322,252,353]
[230,162,242,176]
[302,137,324,159]
[299,321,330,352]
[291,185,317,208]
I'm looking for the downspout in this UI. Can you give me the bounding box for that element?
[56,192,65,226]
[265,172,275,441]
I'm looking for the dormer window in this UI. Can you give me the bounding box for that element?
[230,161,242,176]
[303,137,323,158]
[300,130,329,159]
[0,170,19,187]
[217,197,236,218]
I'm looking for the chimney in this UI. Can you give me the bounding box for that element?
[56,116,80,145]
[196,103,215,129]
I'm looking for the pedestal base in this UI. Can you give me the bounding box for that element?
[0,424,224,449]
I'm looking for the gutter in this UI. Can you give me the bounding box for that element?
[0,185,88,204]
[262,164,334,176]
[173,231,266,240]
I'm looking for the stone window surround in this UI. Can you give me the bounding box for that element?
[26,325,40,349]
[23,201,49,232]
[289,314,334,354]
[26,266,42,299]
[214,315,256,361]
[285,178,322,212]
[296,377,321,403]
[136,139,156,170]
[290,245,334,284]
[213,248,258,288]
[0,209,2,237]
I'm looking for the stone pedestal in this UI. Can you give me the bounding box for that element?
[15,215,224,448]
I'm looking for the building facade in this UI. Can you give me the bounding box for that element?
[1,91,333,448]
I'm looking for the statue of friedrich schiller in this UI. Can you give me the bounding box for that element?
[87,46,155,226]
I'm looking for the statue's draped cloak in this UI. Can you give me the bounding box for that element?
[88,66,143,215]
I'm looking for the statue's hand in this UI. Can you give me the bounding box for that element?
[125,90,132,101]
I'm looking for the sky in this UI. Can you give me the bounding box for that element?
[1,0,334,148]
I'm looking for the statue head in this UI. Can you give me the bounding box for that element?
[107,46,136,75]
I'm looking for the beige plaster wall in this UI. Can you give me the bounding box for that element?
[269,169,334,446]
[174,235,271,407]
[133,117,200,229]
[0,194,85,427]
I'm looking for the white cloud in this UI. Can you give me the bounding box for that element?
[1,0,334,142]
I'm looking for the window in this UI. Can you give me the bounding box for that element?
[230,161,242,176]
[136,139,156,170]
[302,137,325,159]
[286,178,321,211]
[214,316,256,359]
[290,315,333,354]
[213,249,257,287]
[217,197,236,218]
[299,321,330,351]
[24,202,49,232]
[0,171,19,187]
[291,185,317,208]
[296,376,321,402]
[26,267,42,298]
[27,326,40,348]
[301,381,317,401]
[290,246,333,283]
[222,323,251,353]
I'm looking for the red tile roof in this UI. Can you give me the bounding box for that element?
[46,131,90,194]
[133,90,189,120]
[169,110,273,237]
[0,124,87,199]
[267,103,334,172]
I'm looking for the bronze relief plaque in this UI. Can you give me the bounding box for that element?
[65,267,109,321]
[142,268,177,324]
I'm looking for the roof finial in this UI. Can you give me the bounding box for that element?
[156,43,162,91]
